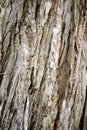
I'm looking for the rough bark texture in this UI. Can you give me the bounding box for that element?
[0,0,87,130]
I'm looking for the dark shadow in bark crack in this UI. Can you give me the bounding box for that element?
[79,86,87,130]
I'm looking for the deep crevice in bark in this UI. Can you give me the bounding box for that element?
[79,86,87,130]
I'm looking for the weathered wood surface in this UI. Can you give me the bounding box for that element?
[0,0,87,130]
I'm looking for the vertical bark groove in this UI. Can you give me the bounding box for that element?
[0,0,87,130]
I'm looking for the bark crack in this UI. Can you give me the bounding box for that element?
[79,86,87,130]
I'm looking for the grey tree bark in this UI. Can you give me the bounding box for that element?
[0,0,87,130]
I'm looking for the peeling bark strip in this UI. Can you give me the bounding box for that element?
[0,0,87,130]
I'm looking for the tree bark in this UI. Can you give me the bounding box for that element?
[0,0,87,130]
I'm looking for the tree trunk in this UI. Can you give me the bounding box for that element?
[0,0,87,130]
